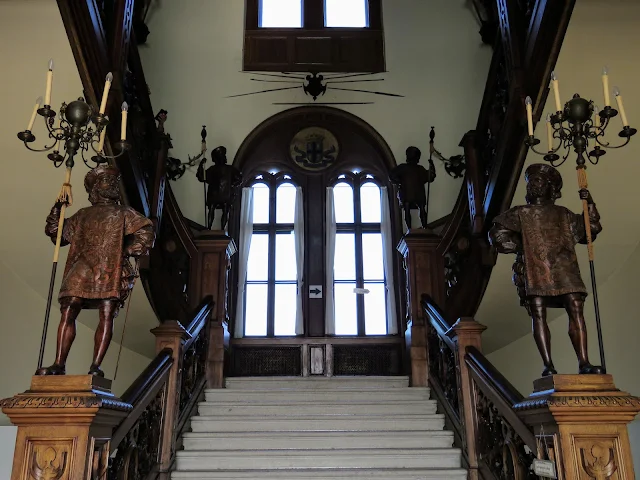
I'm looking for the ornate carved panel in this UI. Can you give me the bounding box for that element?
[28,443,71,480]
[231,346,302,376]
[578,439,620,480]
[333,345,401,376]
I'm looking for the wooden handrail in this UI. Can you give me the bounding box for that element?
[421,294,455,349]
[120,348,173,406]
[465,346,524,406]
[111,348,174,452]
[465,347,537,452]
[183,295,214,350]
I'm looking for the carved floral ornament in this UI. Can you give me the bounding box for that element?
[31,446,68,480]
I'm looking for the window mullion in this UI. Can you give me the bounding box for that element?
[304,0,324,29]
[354,178,366,336]
[267,181,277,337]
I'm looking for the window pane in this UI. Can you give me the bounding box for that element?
[260,0,302,28]
[334,233,356,280]
[333,182,354,223]
[325,0,368,27]
[362,233,384,280]
[364,282,387,335]
[247,233,269,281]
[252,183,270,224]
[334,282,358,335]
[274,284,297,336]
[276,231,297,281]
[276,183,296,223]
[360,182,381,223]
[245,284,268,336]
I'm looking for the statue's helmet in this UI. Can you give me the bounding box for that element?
[212,146,227,163]
[85,164,121,194]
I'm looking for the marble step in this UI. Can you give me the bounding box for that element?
[190,414,445,433]
[224,376,410,390]
[197,400,437,417]
[204,388,430,403]
[175,448,462,470]
[171,468,468,480]
[182,430,454,451]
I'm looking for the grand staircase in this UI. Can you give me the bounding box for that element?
[172,376,467,479]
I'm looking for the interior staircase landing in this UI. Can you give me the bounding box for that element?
[172,376,467,479]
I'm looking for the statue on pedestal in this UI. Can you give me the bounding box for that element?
[389,146,436,230]
[197,146,242,230]
[489,163,603,377]
[37,165,155,377]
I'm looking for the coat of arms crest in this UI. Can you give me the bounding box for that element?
[289,127,339,171]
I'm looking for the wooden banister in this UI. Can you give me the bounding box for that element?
[422,295,538,479]
[111,348,174,453]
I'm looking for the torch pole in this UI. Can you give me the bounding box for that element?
[576,164,606,373]
[37,165,74,370]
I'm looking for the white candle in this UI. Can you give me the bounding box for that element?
[602,66,611,107]
[97,124,107,152]
[44,59,54,106]
[546,114,553,151]
[120,102,128,140]
[525,96,534,136]
[27,96,43,131]
[614,87,629,126]
[99,72,113,114]
[551,71,562,112]
[594,105,601,128]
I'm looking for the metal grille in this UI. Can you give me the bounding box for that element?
[333,345,402,376]
[230,346,302,376]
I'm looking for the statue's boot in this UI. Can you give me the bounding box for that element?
[35,363,66,376]
[88,364,105,377]
[541,364,557,377]
[579,363,604,375]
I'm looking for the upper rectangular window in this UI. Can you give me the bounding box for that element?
[245,0,384,72]
[324,0,368,27]
[259,0,303,28]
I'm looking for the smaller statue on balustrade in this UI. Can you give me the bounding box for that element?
[197,146,242,230]
[37,165,155,377]
[389,146,436,230]
[488,163,603,377]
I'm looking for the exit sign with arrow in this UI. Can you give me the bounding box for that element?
[309,285,323,298]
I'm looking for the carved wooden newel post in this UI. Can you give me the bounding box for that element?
[151,321,189,476]
[1,376,131,480]
[397,230,445,387]
[452,317,486,480]
[515,375,640,479]
[192,231,236,388]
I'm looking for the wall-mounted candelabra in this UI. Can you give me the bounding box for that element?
[429,127,466,179]
[523,68,636,374]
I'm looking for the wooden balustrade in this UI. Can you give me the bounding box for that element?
[422,295,537,480]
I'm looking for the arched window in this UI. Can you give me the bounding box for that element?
[329,173,388,336]
[243,173,302,337]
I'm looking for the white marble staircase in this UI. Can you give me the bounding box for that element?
[172,376,467,479]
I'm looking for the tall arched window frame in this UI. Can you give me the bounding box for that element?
[244,172,301,337]
[330,172,389,336]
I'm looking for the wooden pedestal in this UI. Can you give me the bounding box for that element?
[1,375,132,480]
[514,374,640,480]
[397,229,445,387]
[192,230,236,388]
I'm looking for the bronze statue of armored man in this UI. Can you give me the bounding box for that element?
[489,163,603,377]
[389,146,436,230]
[37,165,155,377]
[197,146,242,230]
